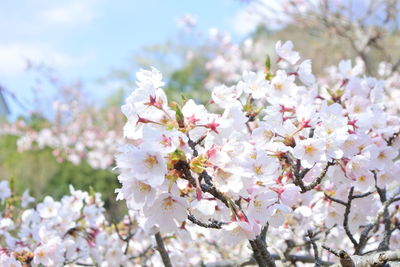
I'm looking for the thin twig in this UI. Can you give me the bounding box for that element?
[322,245,340,257]
[307,230,321,267]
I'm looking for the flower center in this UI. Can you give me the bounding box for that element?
[358,175,366,182]
[162,197,175,210]
[138,182,151,193]
[264,130,273,139]
[304,145,316,155]
[253,199,262,208]
[254,166,263,175]
[250,84,259,92]
[274,83,283,91]
[378,152,386,159]
[144,155,158,168]
[354,105,361,113]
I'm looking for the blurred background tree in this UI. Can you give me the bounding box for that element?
[0,116,124,221]
[237,0,400,76]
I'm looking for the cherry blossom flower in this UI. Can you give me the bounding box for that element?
[211,84,242,108]
[144,193,188,233]
[292,139,327,168]
[221,219,260,244]
[298,59,315,85]
[275,40,300,64]
[33,237,65,266]
[36,196,61,219]
[237,71,268,99]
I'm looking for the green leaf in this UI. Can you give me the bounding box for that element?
[265,55,271,72]
[170,101,185,128]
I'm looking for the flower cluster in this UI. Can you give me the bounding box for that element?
[116,40,400,261]
[0,181,251,266]
[0,182,128,266]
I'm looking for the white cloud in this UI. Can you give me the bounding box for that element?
[39,0,100,26]
[0,0,102,77]
[0,0,103,39]
[0,43,95,77]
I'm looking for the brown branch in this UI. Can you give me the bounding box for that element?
[337,249,400,267]
[155,232,173,267]
[174,160,229,207]
[386,130,400,146]
[352,191,374,199]
[324,193,347,206]
[250,238,277,267]
[187,214,225,229]
[322,245,340,257]
[308,230,322,267]
[293,161,334,193]
[75,263,94,266]
[343,187,359,249]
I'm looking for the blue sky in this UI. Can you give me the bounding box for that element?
[0,0,254,117]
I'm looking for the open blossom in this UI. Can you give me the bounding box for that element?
[297,59,315,85]
[376,165,399,188]
[243,150,280,183]
[279,184,301,207]
[324,203,345,228]
[0,255,22,267]
[364,144,398,170]
[116,175,156,209]
[136,66,165,89]
[345,155,370,178]
[211,84,242,108]
[212,167,246,194]
[268,204,291,228]
[144,193,188,233]
[116,144,167,187]
[237,71,268,99]
[352,171,375,191]
[33,237,65,266]
[275,40,300,64]
[133,149,168,186]
[190,198,218,221]
[140,126,188,153]
[247,191,278,224]
[292,139,327,168]
[221,219,260,245]
[268,70,296,98]
[251,122,275,146]
[37,196,61,219]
